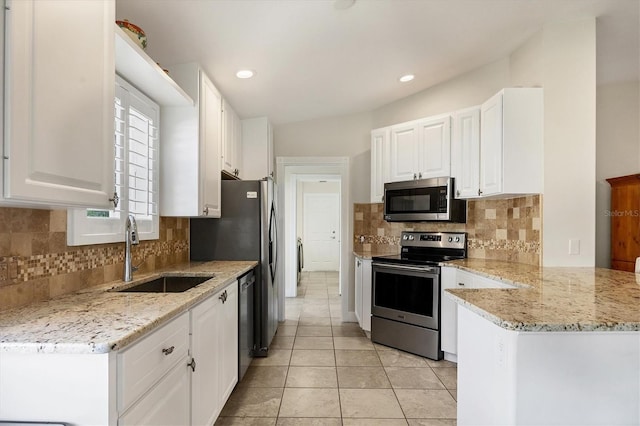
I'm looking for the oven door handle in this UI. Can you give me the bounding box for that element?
[372,262,438,274]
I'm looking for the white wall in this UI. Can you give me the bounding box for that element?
[541,19,597,267]
[274,111,372,203]
[595,81,640,267]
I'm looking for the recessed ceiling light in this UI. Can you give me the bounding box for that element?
[399,74,415,83]
[236,69,255,79]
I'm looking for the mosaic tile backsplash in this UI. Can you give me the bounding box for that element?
[0,208,189,311]
[354,195,541,265]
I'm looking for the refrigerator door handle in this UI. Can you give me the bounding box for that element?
[268,202,277,283]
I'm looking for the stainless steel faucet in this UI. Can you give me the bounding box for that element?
[124,214,140,282]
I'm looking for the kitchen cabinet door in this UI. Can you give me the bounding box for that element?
[242,117,274,180]
[415,115,451,180]
[161,63,222,217]
[440,266,458,357]
[200,73,223,217]
[219,283,239,404]
[190,282,238,426]
[119,360,190,426]
[4,0,115,208]
[190,289,222,426]
[389,121,419,182]
[354,256,372,332]
[354,256,363,325]
[480,92,504,197]
[223,100,242,178]
[370,128,390,203]
[451,107,480,198]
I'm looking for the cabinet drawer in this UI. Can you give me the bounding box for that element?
[118,357,190,426]
[118,312,189,412]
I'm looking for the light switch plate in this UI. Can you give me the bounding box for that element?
[569,239,580,255]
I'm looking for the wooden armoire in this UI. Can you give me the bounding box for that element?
[606,174,640,272]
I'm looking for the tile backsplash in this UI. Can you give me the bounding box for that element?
[0,208,189,312]
[354,195,541,265]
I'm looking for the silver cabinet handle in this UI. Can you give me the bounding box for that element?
[188,358,197,372]
[203,207,209,215]
[162,346,175,355]
[458,282,465,286]
[456,190,461,197]
[418,172,422,179]
[413,173,417,180]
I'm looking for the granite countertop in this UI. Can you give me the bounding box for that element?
[353,247,399,260]
[0,260,257,354]
[444,258,640,332]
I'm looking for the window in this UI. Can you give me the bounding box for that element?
[67,76,159,245]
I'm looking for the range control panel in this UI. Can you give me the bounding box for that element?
[400,231,466,250]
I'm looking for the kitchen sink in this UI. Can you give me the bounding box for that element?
[116,275,214,293]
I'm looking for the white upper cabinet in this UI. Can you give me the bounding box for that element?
[478,88,543,198]
[389,115,451,182]
[416,115,451,179]
[242,117,274,180]
[451,106,481,198]
[222,100,242,178]
[389,121,419,182]
[3,0,116,208]
[370,127,390,203]
[161,63,222,217]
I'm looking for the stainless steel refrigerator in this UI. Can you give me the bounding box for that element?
[190,178,279,364]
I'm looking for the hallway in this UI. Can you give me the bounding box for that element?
[216,271,458,425]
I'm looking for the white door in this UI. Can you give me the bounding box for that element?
[303,193,340,271]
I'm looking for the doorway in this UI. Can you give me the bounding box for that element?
[276,157,353,323]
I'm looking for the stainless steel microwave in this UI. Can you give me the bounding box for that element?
[383,177,466,222]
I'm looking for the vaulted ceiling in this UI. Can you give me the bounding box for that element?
[116,0,639,125]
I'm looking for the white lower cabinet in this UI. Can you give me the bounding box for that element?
[118,360,190,426]
[354,255,372,332]
[191,283,238,425]
[441,266,516,360]
[0,281,239,426]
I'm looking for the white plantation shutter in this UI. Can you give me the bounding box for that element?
[67,76,159,245]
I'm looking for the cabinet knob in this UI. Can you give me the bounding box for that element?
[477,189,482,196]
[188,358,197,372]
[162,345,175,356]
[413,173,417,180]
[456,190,460,197]
[458,282,465,286]
[418,173,422,179]
[203,207,209,215]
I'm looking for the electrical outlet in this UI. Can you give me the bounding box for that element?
[0,263,7,281]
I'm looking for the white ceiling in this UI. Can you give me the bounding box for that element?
[116,0,639,125]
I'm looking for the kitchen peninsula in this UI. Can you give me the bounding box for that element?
[445,259,640,426]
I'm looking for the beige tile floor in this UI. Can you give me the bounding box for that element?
[216,271,458,426]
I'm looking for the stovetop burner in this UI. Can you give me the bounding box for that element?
[372,231,467,266]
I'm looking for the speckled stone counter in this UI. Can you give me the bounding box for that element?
[353,247,399,260]
[444,258,640,332]
[0,260,257,354]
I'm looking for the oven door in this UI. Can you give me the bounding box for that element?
[371,262,440,330]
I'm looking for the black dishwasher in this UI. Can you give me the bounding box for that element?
[238,268,256,380]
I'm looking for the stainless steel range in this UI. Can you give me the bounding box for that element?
[371,231,467,360]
